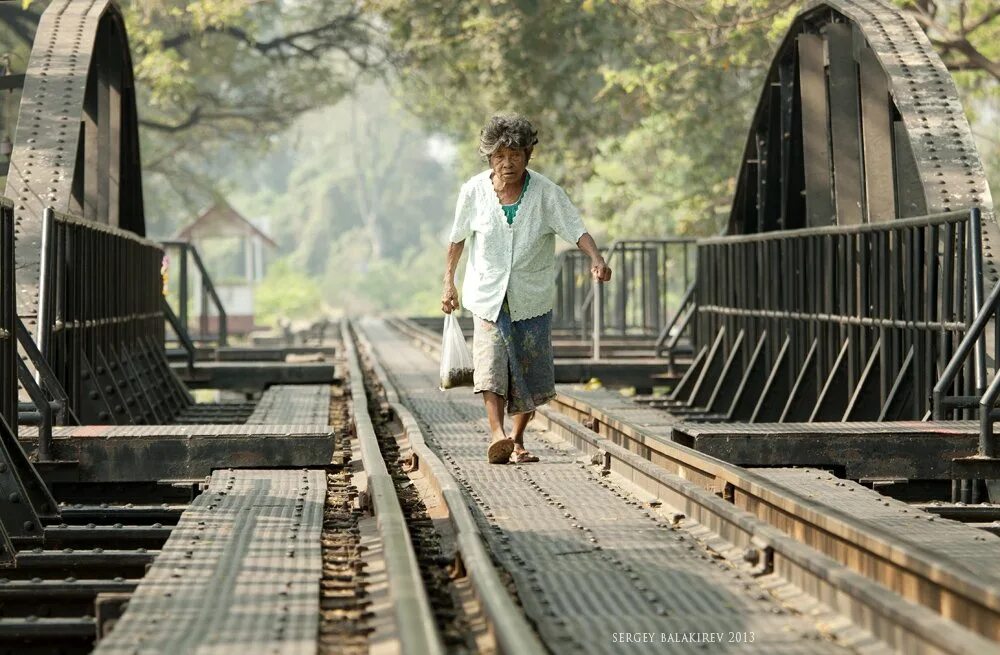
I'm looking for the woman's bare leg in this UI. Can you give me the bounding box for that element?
[511,410,534,450]
[482,391,507,441]
[482,391,514,463]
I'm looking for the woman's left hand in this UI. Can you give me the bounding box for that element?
[591,257,612,282]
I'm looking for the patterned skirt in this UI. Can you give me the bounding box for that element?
[472,299,555,415]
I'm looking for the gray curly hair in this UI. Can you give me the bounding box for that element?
[478,113,538,160]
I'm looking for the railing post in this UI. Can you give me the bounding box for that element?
[592,277,601,361]
[978,372,999,458]
[178,243,189,336]
[969,209,986,396]
[200,274,208,341]
[34,208,54,383]
[219,310,228,347]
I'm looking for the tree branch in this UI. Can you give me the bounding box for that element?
[965,7,1000,35]
[140,106,203,133]
[904,2,1000,81]
[160,12,373,63]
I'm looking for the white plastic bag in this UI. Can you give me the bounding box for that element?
[439,313,474,389]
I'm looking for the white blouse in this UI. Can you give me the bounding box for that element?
[449,168,588,323]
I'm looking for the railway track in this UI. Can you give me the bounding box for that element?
[338,320,545,655]
[0,319,541,654]
[386,315,1000,655]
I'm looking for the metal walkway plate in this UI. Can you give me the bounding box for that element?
[247,384,331,425]
[675,421,980,480]
[18,425,334,481]
[750,468,1000,591]
[554,386,981,480]
[363,319,849,654]
[95,468,326,655]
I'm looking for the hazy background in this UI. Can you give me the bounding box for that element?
[1,0,997,327]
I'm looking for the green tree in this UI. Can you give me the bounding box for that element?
[365,0,644,184]
[225,82,461,317]
[366,0,998,238]
[254,259,325,326]
[9,0,387,235]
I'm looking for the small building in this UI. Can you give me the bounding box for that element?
[174,201,277,337]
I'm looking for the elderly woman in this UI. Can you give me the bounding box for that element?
[442,113,611,464]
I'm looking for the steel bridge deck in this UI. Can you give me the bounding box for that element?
[363,319,851,654]
[553,386,982,480]
[93,468,326,655]
[172,361,339,392]
[750,468,1000,590]
[246,384,331,425]
[18,423,334,481]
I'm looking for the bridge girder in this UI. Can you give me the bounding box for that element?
[728,0,995,280]
[5,0,144,328]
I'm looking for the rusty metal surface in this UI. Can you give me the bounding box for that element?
[172,361,339,393]
[20,424,332,437]
[7,0,145,327]
[557,386,981,480]
[94,468,326,655]
[678,420,980,435]
[751,468,1000,591]
[817,0,994,223]
[18,424,335,481]
[729,0,994,245]
[544,384,1000,644]
[246,384,331,425]
[537,399,1000,653]
[830,0,1000,284]
[364,319,850,654]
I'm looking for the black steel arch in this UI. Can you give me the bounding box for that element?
[5,0,144,328]
[727,0,994,245]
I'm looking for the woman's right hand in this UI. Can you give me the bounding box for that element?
[441,283,459,314]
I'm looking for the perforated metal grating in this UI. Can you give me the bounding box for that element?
[751,468,1000,588]
[246,384,331,425]
[363,319,850,654]
[94,468,325,655]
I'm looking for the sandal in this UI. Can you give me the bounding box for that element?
[511,449,539,463]
[487,438,515,464]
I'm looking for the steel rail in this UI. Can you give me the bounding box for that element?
[353,319,546,655]
[543,391,1000,644]
[389,315,1000,652]
[338,320,445,655]
[535,406,998,655]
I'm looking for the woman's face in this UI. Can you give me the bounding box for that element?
[490,146,529,185]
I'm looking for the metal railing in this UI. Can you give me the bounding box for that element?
[160,240,228,348]
[36,208,165,420]
[653,281,696,363]
[695,208,976,422]
[931,209,1000,502]
[0,199,14,432]
[553,238,696,357]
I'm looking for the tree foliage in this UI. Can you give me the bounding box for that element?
[254,259,325,326]
[227,83,458,320]
[125,0,386,235]
[897,1,1000,81]
[368,0,998,237]
[2,0,998,320]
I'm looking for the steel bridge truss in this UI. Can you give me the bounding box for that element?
[5,0,145,339]
[728,0,993,239]
[667,0,999,494]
